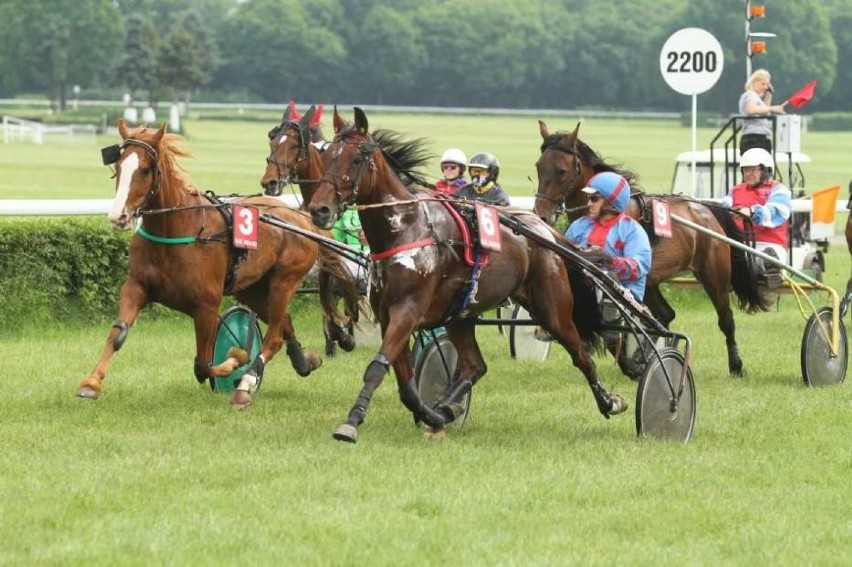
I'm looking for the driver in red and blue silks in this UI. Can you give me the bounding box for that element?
[565,171,652,302]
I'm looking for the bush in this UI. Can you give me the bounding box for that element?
[0,218,131,332]
[808,112,852,131]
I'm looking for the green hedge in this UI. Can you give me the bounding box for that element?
[808,112,852,132]
[0,218,131,332]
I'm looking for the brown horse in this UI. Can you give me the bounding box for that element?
[78,119,351,409]
[261,105,359,355]
[308,107,628,444]
[534,121,770,377]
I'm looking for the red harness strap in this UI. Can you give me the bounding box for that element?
[438,199,489,267]
[369,238,435,261]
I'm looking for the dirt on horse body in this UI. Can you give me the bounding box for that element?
[534,121,769,377]
[307,107,627,444]
[77,119,352,408]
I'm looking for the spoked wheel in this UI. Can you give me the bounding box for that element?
[413,329,470,427]
[801,306,847,387]
[509,305,551,362]
[635,347,696,443]
[212,305,263,393]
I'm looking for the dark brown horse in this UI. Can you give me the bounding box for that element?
[78,119,352,409]
[534,121,770,377]
[308,107,628,444]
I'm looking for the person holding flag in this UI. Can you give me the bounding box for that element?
[738,69,787,154]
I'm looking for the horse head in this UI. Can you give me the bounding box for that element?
[262,105,320,197]
[534,120,589,225]
[105,119,167,230]
[309,106,378,229]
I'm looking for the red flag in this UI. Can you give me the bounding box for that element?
[786,80,817,109]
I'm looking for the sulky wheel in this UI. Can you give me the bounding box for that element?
[801,306,847,387]
[509,304,551,362]
[635,347,696,443]
[414,330,470,427]
[211,305,263,393]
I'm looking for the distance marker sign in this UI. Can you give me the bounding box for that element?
[659,28,724,95]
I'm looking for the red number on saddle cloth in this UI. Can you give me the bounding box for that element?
[475,202,502,251]
[233,205,259,250]
[651,198,672,238]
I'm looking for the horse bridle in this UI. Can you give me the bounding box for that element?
[534,142,585,219]
[101,138,161,214]
[266,120,312,186]
[322,136,377,211]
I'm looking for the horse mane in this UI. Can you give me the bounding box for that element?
[128,125,197,194]
[543,131,644,192]
[336,122,434,186]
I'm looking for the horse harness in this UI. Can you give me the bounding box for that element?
[102,140,249,294]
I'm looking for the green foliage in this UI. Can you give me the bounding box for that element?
[809,112,852,131]
[0,218,130,332]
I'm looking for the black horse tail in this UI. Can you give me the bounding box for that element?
[316,243,362,336]
[566,264,605,354]
[707,204,772,314]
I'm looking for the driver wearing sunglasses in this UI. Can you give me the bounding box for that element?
[565,171,651,302]
[435,147,469,196]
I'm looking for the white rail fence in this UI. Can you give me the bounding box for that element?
[2,115,97,145]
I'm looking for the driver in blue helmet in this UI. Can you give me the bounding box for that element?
[565,171,651,301]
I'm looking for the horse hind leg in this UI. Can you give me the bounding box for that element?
[538,300,628,419]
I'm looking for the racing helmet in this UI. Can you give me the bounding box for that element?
[440,148,467,168]
[739,147,774,170]
[468,152,500,185]
[581,171,630,212]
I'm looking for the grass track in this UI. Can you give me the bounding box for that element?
[2,115,851,564]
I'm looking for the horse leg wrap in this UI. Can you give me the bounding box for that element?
[344,355,392,427]
[194,359,212,385]
[286,339,312,377]
[237,356,266,393]
[590,380,614,419]
[400,379,446,429]
[436,378,472,410]
[112,320,130,351]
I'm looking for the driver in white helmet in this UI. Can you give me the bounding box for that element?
[435,148,468,196]
[722,147,792,286]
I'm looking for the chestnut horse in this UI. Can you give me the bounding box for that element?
[308,107,628,444]
[534,121,770,377]
[77,120,353,409]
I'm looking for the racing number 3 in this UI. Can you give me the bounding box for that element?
[233,205,259,250]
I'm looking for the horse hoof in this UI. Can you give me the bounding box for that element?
[338,333,356,352]
[230,390,252,410]
[305,350,323,372]
[76,386,100,399]
[332,423,358,443]
[609,395,629,416]
[423,426,446,441]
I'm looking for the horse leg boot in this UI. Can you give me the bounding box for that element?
[286,337,322,377]
[398,379,448,430]
[333,354,390,443]
[591,380,628,419]
[230,355,267,410]
[433,377,472,423]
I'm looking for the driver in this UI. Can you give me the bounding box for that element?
[565,171,651,302]
[454,152,510,206]
[722,147,792,287]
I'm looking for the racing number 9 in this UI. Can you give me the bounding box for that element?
[666,50,718,73]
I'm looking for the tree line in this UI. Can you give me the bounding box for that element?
[1,0,849,114]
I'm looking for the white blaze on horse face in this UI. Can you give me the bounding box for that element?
[109,151,139,229]
[277,134,288,145]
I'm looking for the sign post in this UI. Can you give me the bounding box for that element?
[659,28,724,196]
